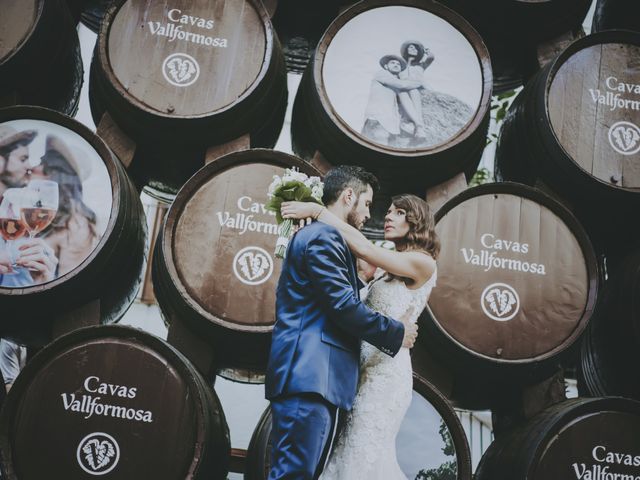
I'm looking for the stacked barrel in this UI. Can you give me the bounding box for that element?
[415,182,599,408]
[0,0,83,115]
[152,150,321,382]
[291,0,493,236]
[89,0,287,197]
[0,106,146,346]
[458,4,640,479]
[0,325,230,479]
[439,0,592,92]
[2,1,640,479]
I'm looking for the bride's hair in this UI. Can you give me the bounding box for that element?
[391,193,440,260]
[400,41,425,61]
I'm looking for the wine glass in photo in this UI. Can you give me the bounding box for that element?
[20,179,59,239]
[0,189,29,270]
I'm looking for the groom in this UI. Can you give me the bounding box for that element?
[265,165,417,479]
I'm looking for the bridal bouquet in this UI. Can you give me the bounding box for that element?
[266,167,324,259]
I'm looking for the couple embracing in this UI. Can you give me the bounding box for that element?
[265,166,439,479]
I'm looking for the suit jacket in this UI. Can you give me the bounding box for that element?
[265,221,405,410]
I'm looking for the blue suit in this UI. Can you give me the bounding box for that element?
[265,221,405,479]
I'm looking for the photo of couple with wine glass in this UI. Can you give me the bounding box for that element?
[0,121,111,288]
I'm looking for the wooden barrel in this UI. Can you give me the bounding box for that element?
[416,182,599,408]
[0,0,83,116]
[291,0,491,234]
[271,0,343,73]
[89,0,288,196]
[496,31,640,254]
[592,0,640,33]
[244,373,471,480]
[439,0,592,92]
[0,106,146,346]
[152,149,321,382]
[79,0,112,32]
[474,397,640,480]
[578,249,640,400]
[64,0,83,23]
[0,325,230,479]
[81,0,278,34]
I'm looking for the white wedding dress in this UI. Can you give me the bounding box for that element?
[320,269,437,480]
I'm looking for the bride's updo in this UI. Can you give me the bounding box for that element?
[391,194,440,260]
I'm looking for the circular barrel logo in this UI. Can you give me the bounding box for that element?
[608,121,640,155]
[77,432,120,475]
[481,282,520,322]
[233,246,274,285]
[162,53,200,87]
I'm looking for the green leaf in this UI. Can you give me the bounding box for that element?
[497,89,517,100]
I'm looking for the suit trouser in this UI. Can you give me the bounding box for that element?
[268,393,337,480]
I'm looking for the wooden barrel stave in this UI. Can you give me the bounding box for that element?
[271,0,344,73]
[475,397,640,480]
[88,0,288,195]
[592,0,640,33]
[0,106,147,345]
[79,0,113,33]
[0,325,231,479]
[578,250,640,400]
[439,0,592,92]
[0,0,83,116]
[416,182,600,408]
[497,31,640,256]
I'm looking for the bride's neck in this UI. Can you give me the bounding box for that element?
[395,240,407,252]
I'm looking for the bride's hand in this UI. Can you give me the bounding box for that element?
[399,307,418,348]
[281,201,323,221]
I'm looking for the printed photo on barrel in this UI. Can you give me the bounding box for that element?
[0,120,111,288]
[322,6,483,150]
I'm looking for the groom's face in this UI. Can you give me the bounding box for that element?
[346,185,373,230]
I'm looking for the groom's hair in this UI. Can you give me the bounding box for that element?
[322,165,379,206]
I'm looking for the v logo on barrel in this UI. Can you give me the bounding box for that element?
[608,121,640,155]
[481,283,520,322]
[77,432,120,476]
[162,53,201,87]
[233,246,274,285]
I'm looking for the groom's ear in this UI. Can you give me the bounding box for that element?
[342,187,355,206]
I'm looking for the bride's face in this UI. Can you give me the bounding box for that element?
[383,204,410,241]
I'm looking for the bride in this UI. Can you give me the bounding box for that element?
[281,193,439,479]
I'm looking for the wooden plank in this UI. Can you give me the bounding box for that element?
[96,112,136,168]
[310,150,332,176]
[51,299,101,339]
[229,448,248,474]
[425,172,467,213]
[167,318,216,378]
[204,134,251,165]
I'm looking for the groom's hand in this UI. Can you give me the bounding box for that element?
[402,322,418,348]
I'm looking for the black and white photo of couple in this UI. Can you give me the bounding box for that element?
[362,41,436,147]
[361,39,476,149]
[323,6,483,151]
[265,165,443,479]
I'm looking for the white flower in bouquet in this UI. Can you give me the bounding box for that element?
[265,167,324,259]
[268,175,283,197]
[311,185,323,201]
